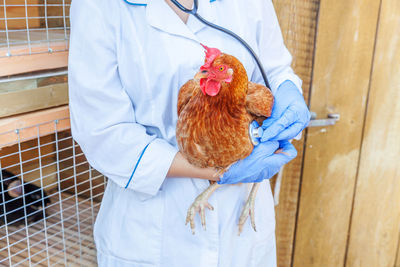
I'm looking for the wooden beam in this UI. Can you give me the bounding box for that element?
[0,105,70,148]
[0,82,68,118]
[0,79,38,93]
[345,0,400,266]
[272,0,319,266]
[293,0,381,266]
[0,50,68,77]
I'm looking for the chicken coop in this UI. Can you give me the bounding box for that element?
[1,0,400,267]
[0,111,105,266]
[0,0,106,266]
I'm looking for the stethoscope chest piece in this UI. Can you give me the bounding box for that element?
[249,121,264,146]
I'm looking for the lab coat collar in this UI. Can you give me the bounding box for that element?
[126,0,218,42]
[124,0,217,6]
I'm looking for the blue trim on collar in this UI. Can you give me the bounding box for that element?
[123,0,147,6]
[124,0,217,6]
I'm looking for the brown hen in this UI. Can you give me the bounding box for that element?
[176,45,273,235]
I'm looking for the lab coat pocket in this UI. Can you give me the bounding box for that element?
[251,233,277,267]
[107,186,165,265]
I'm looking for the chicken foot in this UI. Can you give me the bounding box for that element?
[238,182,261,235]
[186,183,222,234]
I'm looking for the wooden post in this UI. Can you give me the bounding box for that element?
[293,0,381,266]
[345,0,400,266]
[272,0,319,266]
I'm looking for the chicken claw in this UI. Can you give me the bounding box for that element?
[238,183,261,235]
[186,183,222,234]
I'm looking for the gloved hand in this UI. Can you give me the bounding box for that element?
[261,80,311,141]
[218,140,297,184]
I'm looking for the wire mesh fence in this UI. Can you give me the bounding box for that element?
[0,117,105,266]
[0,0,71,58]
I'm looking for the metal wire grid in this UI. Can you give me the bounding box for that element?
[0,118,106,266]
[0,0,71,57]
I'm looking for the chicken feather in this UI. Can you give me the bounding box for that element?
[176,49,274,234]
[177,55,273,170]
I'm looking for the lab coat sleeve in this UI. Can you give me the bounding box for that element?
[68,0,178,199]
[251,0,303,95]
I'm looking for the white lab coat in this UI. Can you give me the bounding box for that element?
[68,0,302,266]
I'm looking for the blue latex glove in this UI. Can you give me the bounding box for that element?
[261,80,311,141]
[218,140,297,184]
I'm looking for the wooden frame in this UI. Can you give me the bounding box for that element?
[0,47,68,77]
[0,105,70,148]
[0,82,69,118]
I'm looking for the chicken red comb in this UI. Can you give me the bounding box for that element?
[200,44,221,70]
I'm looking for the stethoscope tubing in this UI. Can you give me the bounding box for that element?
[170,0,271,89]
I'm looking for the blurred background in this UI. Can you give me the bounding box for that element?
[0,0,399,266]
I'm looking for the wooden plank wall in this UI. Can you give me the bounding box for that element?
[285,0,400,266]
[293,0,381,266]
[272,1,319,266]
[345,0,400,266]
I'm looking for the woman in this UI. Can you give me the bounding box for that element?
[68,0,310,266]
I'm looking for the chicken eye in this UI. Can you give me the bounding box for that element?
[219,66,225,72]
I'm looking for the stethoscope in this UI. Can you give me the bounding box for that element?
[171,0,268,145]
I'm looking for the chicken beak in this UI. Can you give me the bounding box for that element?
[194,70,208,81]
